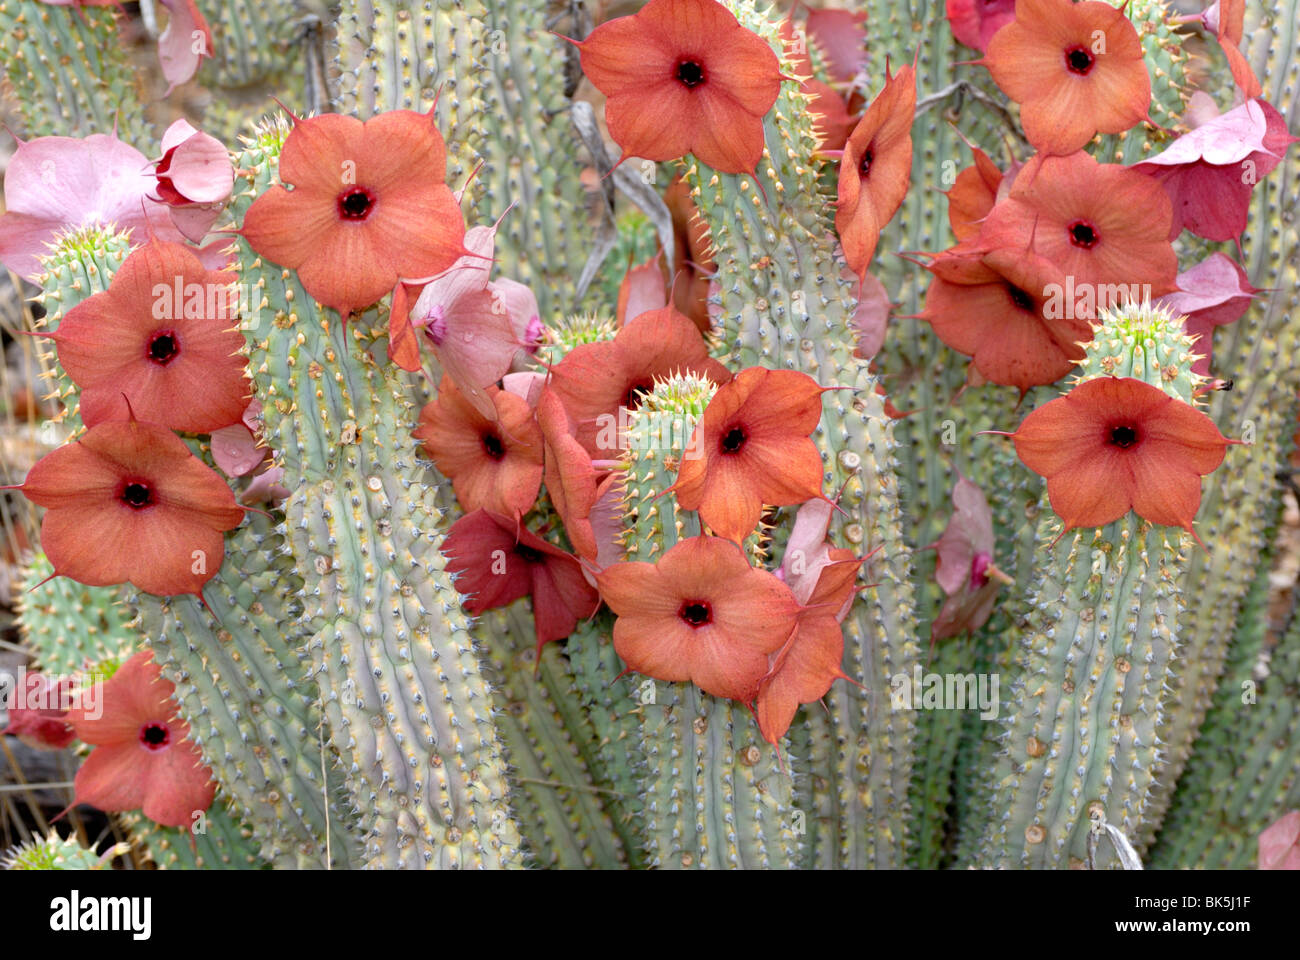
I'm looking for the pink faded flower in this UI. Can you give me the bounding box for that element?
[158,0,214,94]
[1134,98,1297,242]
[495,277,545,370]
[946,0,1017,52]
[777,499,856,619]
[391,222,522,420]
[930,475,1009,642]
[849,266,892,360]
[0,133,180,281]
[0,672,76,750]
[501,371,546,407]
[579,474,629,589]
[150,120,234,243]
[210,401,266,478]
[241,466,290,506]
[1259,811,1300,870]
[1155,254,1260,375]
[35,1,212,94]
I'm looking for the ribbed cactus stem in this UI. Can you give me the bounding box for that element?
[475,604,625,868]
[971,302,1215,868]
[0,0,151,146]
[19,552,136,676]
[233,119,523,868]
[1144,0,1300,848]
[561,611,649,866]
[619,374,803,869]
[333,0,484,188]
[120,802,268,870]
[32,226,352,868]
[134,516,360,869]
[687,1,920,867]
[1147,536,1298,869]
[34,227,132,440]
[474,0,592,318]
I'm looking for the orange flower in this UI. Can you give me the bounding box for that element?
[13,420,244,596]
[66,651,216,828]
[413,376,542,520]
[945,146,1010,242]
[548,306,730,458]
[755,550,860,745]
[836,63,916,280]
[975,151,1178,306]
[597,536,800,701]
[979,0,1151,156]
[240,110,466,318]
[668,367,826,544]
[1011,377,1236,541]
[536,388,602,561]
[615,251,669,327]
[917,248,1091,391]
[574,0,783,175]
[48,239,249,434]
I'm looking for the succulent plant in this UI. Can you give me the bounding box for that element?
[1,0,1297,872]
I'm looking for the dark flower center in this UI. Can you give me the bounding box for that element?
[338,188,375,221]
[139,722,170,751]
[675,58,706,89]
[678,600,712,628]
[1109,425,1139,449]
[148,331,179,365]
[1064,45,1095,75]
[1007,285,1035,311]
[624,379,655,411]
[482,432,506,461]
[720,426,747,454]
[1068,219,1099,248]
[859,148,874,178]
[121,482,154,510]
[515,543,545,564]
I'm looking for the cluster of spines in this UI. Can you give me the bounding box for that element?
[1074,301,1206,401]
[1,831,129,870]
